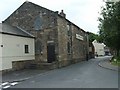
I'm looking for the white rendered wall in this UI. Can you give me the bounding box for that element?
[93,41,105,56]
[0,31,1,84]
[0,33,35,70]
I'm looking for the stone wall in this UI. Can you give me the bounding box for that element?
[57,16,88,63]
[12,60,35,70]
[4,1,59,64]
[72,25,87,61]
[57,16,69,62]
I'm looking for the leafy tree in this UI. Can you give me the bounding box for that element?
[87,32,102,43]
[98,1,120,57]
[88,32,97,42]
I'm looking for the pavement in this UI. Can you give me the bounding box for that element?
[0,57,118,88]
[1,57,119,83]
[8,57,118,88]
[2,69,48,83]
[98,59,119,71]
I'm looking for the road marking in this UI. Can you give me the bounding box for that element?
[3,85,10,89]
[1,81,19,89]
[10,82,18,86]
[1,82,9,86]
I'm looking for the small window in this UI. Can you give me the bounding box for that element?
[34,16,42,30]
[25,45,29,53]
[67,42,71,54]
[67,24,70,31]
[67,24,71,36]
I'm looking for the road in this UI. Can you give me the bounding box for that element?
[10,56,118,88]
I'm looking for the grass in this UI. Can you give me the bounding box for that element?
[111,61,120,67]
[110,56,120,67]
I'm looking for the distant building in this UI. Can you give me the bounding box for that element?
[0,23,35,72]
[3,1,89,69]
[92,40,105,56]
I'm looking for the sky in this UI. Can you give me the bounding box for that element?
[0,0,105,34]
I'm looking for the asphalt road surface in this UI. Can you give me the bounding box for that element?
[10,56,118,88]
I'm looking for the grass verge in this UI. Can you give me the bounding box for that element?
[111,61,120,67]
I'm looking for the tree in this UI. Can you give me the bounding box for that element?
[87,32,102,43]
[98,1,120,57]
[88,32,97,42]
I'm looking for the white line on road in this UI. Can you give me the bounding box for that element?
[1,82,9,86]
[10,82,18,86]
[1,81,19,89]
[3,85,10,89]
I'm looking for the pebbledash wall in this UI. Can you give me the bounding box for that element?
[4,1,89,69]
[0,24,35,72]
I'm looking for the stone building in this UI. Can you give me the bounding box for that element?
[3,1,89,69]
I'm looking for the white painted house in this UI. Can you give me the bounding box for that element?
[0,23,35,71]
[92,40,105,56]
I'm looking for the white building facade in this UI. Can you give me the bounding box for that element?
[0,23,35,71]
[92,40,105,56]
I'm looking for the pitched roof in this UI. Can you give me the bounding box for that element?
[4,1,86,33]
[0,23,35,38]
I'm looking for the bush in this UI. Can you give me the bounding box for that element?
[111,56,120,62]
[111,56,120,66]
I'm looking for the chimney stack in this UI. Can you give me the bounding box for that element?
[60,10,66,18]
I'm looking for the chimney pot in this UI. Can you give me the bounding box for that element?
[60,10,66,18]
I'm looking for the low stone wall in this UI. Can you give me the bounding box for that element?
[37,58,85,70]
[37,62,58,70]
[58,60,71,68]
[2,60,35,74]
[37,60,70,70]
[12,60,35,70]
[2,58,86,74]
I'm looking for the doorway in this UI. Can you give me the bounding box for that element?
[47,43,55,63]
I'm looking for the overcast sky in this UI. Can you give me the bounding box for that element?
[0,0,105,34]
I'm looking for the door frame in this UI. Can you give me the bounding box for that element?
[47,41,55,63]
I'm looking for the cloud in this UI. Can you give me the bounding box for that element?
[0,0,25,21]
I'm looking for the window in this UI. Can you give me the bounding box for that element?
[67,42,71,54]
[67,24,70,31]
[25,45,29,53]
[34,16,42,30]
[67,24,71,36]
